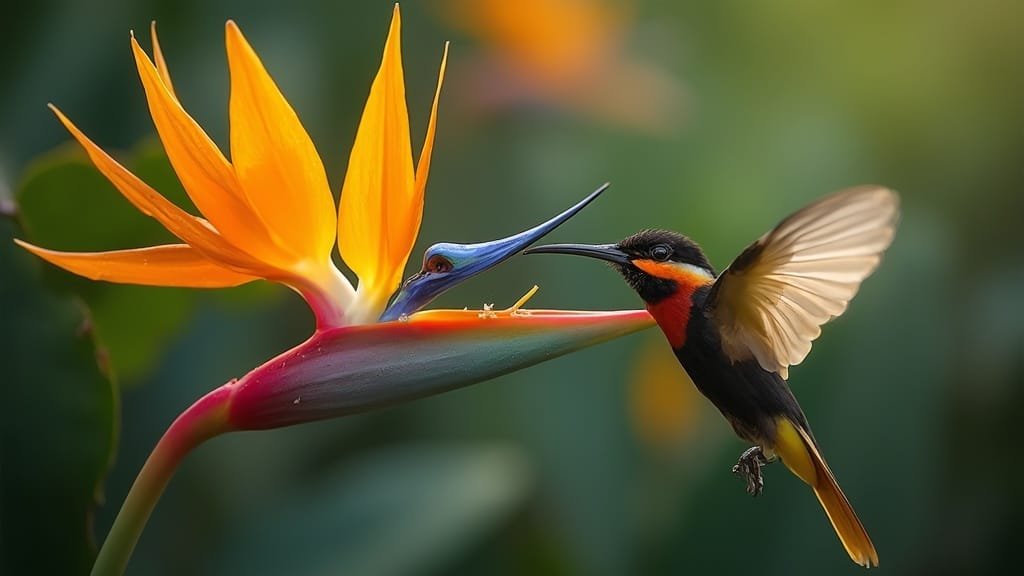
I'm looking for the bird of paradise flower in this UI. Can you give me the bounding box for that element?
[14,6,654,575]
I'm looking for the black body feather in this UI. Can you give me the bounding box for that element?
[677,286,812,444]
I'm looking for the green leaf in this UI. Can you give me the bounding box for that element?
[0,216,118,574]
[15,140,198,381]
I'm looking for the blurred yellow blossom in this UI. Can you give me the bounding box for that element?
[629,334,703,449]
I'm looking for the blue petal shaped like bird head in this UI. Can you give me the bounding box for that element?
[380,183,609,321]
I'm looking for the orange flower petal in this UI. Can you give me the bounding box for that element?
[338,5,419,312]
[411,41,448,239]
[130,35,287,265]
[48,105,267,274]
[150,22,177,101]
[15,241,258,288]
[224,21,336,264]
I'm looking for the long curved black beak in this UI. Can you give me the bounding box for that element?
[524,243,630,265]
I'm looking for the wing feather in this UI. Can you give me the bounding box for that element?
[708,186,899,377]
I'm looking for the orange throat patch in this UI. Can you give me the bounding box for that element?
[633,259,714,349]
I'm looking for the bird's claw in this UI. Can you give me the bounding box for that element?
[732,446,770,497]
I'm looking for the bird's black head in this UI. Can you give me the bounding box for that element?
[525,229,716,304]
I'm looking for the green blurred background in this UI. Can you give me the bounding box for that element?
[2,1,1023,574]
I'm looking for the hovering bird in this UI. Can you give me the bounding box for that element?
[380,183,610,321]
[526,186,899,567]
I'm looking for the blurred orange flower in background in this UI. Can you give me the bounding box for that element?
[440,0,685,133]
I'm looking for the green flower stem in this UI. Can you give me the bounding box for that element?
[92,384,235,576]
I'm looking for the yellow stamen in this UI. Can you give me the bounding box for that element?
[509,285,540,313]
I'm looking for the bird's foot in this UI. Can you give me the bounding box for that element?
[731,446,772,497]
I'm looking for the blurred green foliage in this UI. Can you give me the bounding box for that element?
[17,143,195,380]
[0,218,117,574]
[2,1,1023,575]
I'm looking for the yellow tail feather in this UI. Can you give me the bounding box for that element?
[773,419,879,568]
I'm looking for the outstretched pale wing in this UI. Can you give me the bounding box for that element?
[708,186,899,378]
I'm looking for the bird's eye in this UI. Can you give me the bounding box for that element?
[424,254,453,274]
[650,244,672,261]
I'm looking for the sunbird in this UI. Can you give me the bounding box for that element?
[526,186,899,567]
